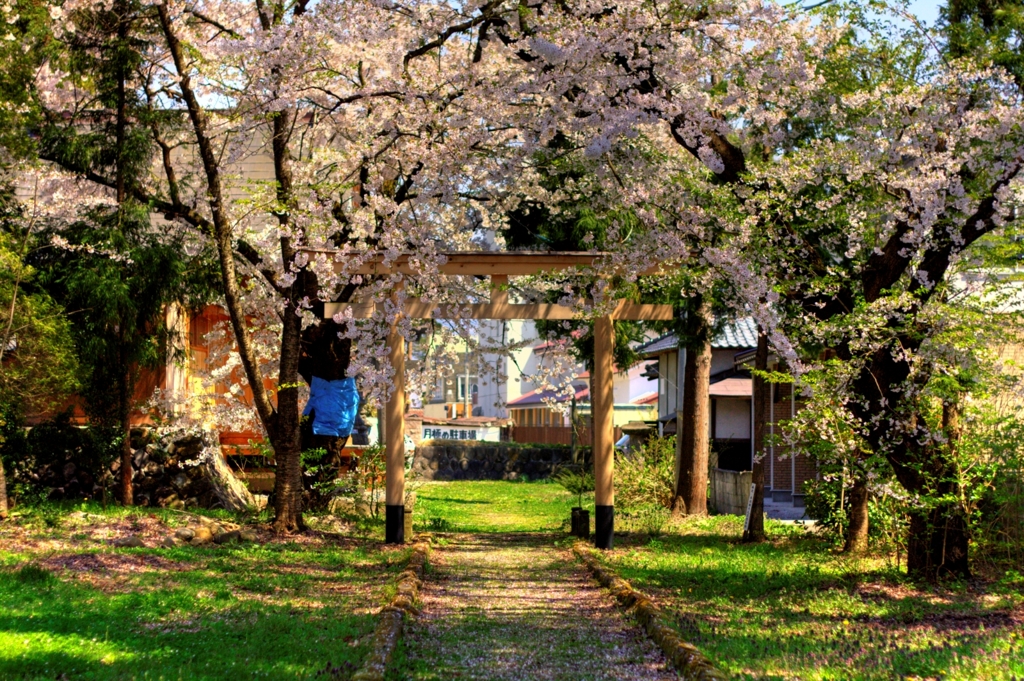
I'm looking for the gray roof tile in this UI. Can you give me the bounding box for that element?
[637,318,757,356]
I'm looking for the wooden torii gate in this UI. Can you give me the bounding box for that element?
[321,252,674,550]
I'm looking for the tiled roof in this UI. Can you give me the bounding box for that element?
[637,318,758,357]
[717,317,758,348]
[637,333,678,356]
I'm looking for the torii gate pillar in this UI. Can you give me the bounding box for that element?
[592,315,615,549]
[317,252,675,547]
[384,319,406,544]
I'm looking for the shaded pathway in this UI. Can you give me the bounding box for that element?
[391,534,677,680]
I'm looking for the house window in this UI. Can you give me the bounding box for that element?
[457,375,478,400]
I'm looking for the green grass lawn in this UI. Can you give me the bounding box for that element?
[7,486,1021,681]
[413,480,579,533]
[0,503,408,680]
[592,516,1024,681]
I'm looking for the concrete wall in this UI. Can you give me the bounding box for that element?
[712,467,753,516]
[715,398,751,439]
[411,442,588,481]
[711,349,737,375]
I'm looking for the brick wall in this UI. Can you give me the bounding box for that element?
[764,381,817,504]
[792,398,817,503]
[770,381,793,495]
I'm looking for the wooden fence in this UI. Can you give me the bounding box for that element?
[509,426,622,447]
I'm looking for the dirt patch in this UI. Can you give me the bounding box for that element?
[40,551,188,575]
[887,606,1023,631]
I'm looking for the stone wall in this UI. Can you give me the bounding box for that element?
[711,467,753,516]
[411,442,588,481]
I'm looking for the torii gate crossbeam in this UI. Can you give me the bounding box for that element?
[321,252,674,550]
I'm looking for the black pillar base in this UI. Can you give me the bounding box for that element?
[595,505,614,550]
[571,507,590,539]
[385,504,405,544]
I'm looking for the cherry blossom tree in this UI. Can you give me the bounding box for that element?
[22,0,831,532]
[719,15,1024,575]
[23,0,1019,570]
[460,0,1022,575]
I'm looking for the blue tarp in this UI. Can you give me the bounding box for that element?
[302,376,360,438]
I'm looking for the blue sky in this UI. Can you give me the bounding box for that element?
[907,0,941,25]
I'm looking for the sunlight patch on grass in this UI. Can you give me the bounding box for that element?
[413,480,579,533]
[598,515,1024,681]
[0,506,406,680]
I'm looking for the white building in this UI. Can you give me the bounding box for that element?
[638,318,758,471]
[476,320,658,427]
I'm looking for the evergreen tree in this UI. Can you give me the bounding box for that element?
[0,179,80,519]
[34,0,217,505]
[944,0,1024,88]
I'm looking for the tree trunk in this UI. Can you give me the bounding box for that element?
[0,456,9,519]
[158,5,290,524]
[743,328,769,542]
[201,440,255,512]
[674,294,712,516]
[844,476,870,553]
[849,342,973,578]
[120,368,133,506]
[271,423,304,532]
[901,401,969,579]
[272,272,306,532]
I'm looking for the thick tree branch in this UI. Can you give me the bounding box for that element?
[157,2,278,431]
[403,2,501,69]
[911,167,1022,302]
[187,9,241,39]
[862,165,1021,303]
[669,114,748,184]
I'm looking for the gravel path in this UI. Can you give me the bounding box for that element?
[392,533,677,681]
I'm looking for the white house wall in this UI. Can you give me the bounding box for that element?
[656,351,679,421]
[478,319,539,418]
[614,362,649,404]
[715,398,752,439]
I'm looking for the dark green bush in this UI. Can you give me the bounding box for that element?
[614,436,676,511]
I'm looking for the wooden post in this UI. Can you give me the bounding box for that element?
[310,255,675,547]
[593,315,615,549]
[490,274,509,308]
[385,314,406,544]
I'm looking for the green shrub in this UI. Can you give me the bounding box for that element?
[423,516,453,532]
[301,445,337,511]
[804,465,910,560]
[0,408,120,506]
[960,404,1024,572]
[551,466,594,508]
[614,436,675,511]
[340,444,386,519]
